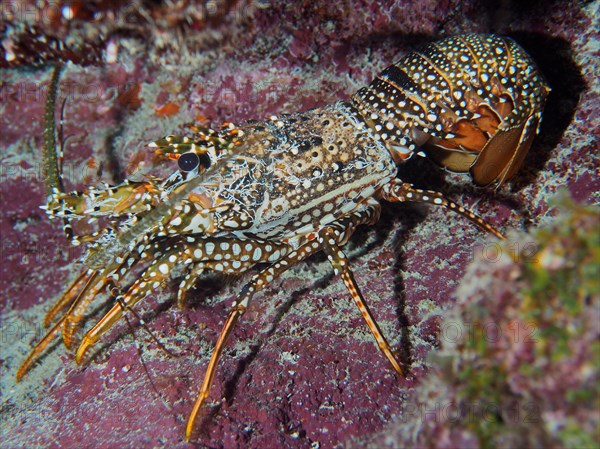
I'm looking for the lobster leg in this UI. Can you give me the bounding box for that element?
[57,202,244,352]
[26,241,156,356]
[61,268,112,349]
[75,238,288,363]
[185,201,395,440]
[176,258,255,309]
[172,229,299,307]
[61,237,177,347]
[185,245,320,440]
[185,304,242,441]
[317,227,404,376]
[74,259,246,363]
[58,203,228,344]
[17,316,67,381]
[381,180,505,239]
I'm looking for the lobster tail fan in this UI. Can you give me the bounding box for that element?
[469,113,541,187]
[420,101,543,187]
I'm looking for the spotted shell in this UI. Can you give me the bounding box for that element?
[353,33,550,186]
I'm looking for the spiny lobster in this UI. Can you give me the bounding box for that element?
[17,34,549,440]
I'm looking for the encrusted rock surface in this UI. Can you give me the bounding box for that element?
[1,1,598,448]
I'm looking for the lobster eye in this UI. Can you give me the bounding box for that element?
[178,152,200,172]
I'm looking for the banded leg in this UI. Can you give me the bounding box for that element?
[75,238,289,362]
[58,241,146,347]
[60,235,171,347]
[62,236,180,347]
[185,243,323,440]
[184,200,389,440]
[75,260,249,363]
[380,180,505,239]
[17,238,176,379]
[176,259,253,309]
[57,204,222,344]
[318,227,404,376]
[61,269,109,348]
[21,239,162,374]
[65,202,245,341]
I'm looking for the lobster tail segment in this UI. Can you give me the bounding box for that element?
[353,33,550,186]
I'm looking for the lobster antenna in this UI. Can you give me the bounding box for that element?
[42,63,78,242]
[43,63,64,196]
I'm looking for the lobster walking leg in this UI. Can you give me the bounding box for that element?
[176,260,254,308]
[43,269,96,327]
[185,202,392,439]
[381,180,505,240]
[318,227,404,376]
[61,269,109,348]
[60,240,171,348]
[74,237,289,362]
[19,243,160,377]
[16,317,66,381]
[185,305,242,441]
[74,260,249,363]
[185,246,322,440]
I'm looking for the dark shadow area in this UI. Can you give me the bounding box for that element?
[480,0,592,31]
[179,272,234,309]
[505,33,586,192]
[382,203,426,370]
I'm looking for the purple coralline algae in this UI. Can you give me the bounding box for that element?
[352,194,599,449]
[1,1,598,448]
